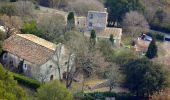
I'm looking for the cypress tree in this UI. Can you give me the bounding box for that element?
[109,34,114,45]
[90,29,96,39]
[145,38,157,59]
[67,12,75,30]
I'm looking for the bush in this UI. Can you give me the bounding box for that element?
[10,72,41,89]
[147,32,164,41]
[21,20,42,37]
[75,92,137,100]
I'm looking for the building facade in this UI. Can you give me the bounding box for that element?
[87,10,108,31]
[1,34,73,82]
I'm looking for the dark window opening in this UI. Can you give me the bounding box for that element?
[50,75,54,80]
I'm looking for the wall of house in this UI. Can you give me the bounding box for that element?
[2,52,21,69]
[75,17,87,32]
[87,11,108,31]
[33,44,75,82]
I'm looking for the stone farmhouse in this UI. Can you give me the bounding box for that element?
[1,34,73,82]
[75,9,122,46]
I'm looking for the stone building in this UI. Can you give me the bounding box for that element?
[75,16,87,32]
[87,10,108,31]
[1,34,74,82]
[75,9,122,46]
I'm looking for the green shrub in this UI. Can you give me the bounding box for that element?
[75,92,137,100]
[21,20,42,37]
[10,72,41,89]
[147,32,164,41]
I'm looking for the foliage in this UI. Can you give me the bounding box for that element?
[106,64,124,92]
[98,40,114,61]
[105,0,144,23]
[21,20,42,36]
[37,80,73,100]
[67,12,75,30]
[147,32,164,41]
[109,34,114,45]
[0,4,16,16]
[10,0,17,2]
[145,38,158,59]
[74,92,137,100]
[37,14,65,42]
[122,11,149,38]
[90,29,96,39]
[0,64,26,99]
[123,58,169,97]
[10,72,41,89]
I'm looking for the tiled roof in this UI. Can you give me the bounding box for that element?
[3,34,57,65]
[97,28,122,39]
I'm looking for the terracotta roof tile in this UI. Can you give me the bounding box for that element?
[3,34,57,65]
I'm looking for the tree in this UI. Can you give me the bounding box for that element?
[21,20,42,36]
[0,4,16,17]
[15,0,34,17]
[106,65,124,92]
[37,80,73,100]
[37,14,65,42]
[0,64,26,99]
[105,0,144,24]
[67,12,75,31]
[145,38,158,59]
[109,34,114,45]
[122,11,149,38]
[90,29,96,47]
[48,0,67,8]
[0,15,23,37]
[123,58,169,98]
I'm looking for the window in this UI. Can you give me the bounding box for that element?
[77,21,79,25]
[3,53,7,60]
[89,22,93,27]
[65,62,68,65]
[24,64,27,69]
[89,14,93,19]
[49,65,52,68]
[50,75,54,80]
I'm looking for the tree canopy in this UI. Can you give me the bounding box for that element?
[37,80,73,100]
[105,0,144,23]
[0,64,26,99]
[123,58,169,97]
[145,38,158,59]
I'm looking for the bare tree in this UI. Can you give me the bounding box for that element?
[37,14,66,42]
[106,64,124,92]
[122,11,149,38]
[15,0,34,17]
[49,0,68,8]
[0,15,23,37]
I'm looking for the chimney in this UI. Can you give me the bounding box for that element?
[104,8,107,12]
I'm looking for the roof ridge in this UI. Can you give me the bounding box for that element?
[16,34,57,51]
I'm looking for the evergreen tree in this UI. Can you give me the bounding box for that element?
[67,12,75,30]
[109,34,114,45]
[90,29,96,39]
[0,64,26,99]
[145,38,157,59]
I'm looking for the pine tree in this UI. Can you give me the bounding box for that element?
[145,38,157,59]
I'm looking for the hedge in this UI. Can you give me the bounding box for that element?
[147,32,164,41]
[74,92,138,100]
[10,72,41,90]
